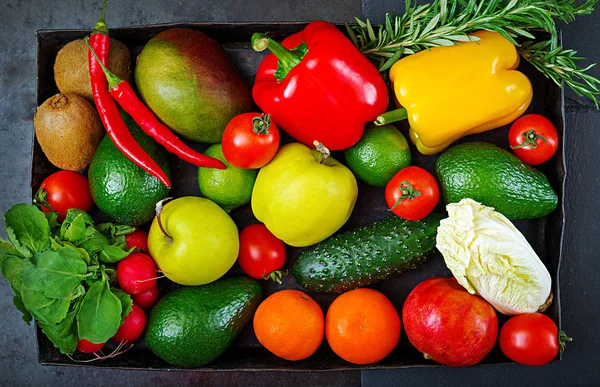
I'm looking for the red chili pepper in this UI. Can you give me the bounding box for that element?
[88,0,171,187]
[251,21,389,151]
[86,40,226,170]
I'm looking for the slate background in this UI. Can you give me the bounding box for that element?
[0,0,598,386]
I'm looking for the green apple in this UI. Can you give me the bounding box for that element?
[252,142,358,247]
[148,196,239,286]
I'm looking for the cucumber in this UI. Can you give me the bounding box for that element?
[292,213,443,292]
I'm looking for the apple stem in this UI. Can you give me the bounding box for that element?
[155,197,174,242]
[313,140,330,164]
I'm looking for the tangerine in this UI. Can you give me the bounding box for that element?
[326,288,401,364]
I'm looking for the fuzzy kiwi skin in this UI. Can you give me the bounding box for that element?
[34,93,104,171]
[54,38,131,100]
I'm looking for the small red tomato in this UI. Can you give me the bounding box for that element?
[117,252,157,295]
[509,114,559,165]
[77,339,105,353]
[238,224,286,282]
[132,285,160,310]
[385,166,440,221]
[221,112,280,169]
[500,313,571,366]
[112,304,147,343]
[125,229,149,253]
[34,170,94,221]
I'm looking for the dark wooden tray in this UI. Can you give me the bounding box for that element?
[33,22,566,371]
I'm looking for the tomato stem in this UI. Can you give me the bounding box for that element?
[252,114,272,135]
[559,331,573,353]
[511,129,548,149]
[263,270,286,284]
[390,181,422,211]
[33,187,53,211]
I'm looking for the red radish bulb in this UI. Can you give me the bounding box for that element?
[402,277,498,367]
[117,252,157,295]
[112,304,147,343]
[132,285,160,310]
[77,339,105,353]
[125,229,149,253]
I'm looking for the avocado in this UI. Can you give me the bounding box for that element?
[292,213,443,292]
[435,142,558,220]
[145,277,262,368]
[87,110,170,226]
[135,28,252,143]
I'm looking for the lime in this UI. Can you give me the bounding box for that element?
[198,144,258,212]
[344,125,411,187]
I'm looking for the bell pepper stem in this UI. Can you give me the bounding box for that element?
[92,0,109,35]
[84,37,123,90]
[251,32,303,78]
[375,108,408,126]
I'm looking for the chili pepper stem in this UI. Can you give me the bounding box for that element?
[251,32,303,76]
[155,197,174,243]
[375,108,408,126]
[313,141,331,164]
[92,0,110,35]
[84,37,123,91]
[252,114,271,135]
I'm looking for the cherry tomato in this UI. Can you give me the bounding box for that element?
[385,166,440,221]
[34,171,94,221]
[500,313,572,366]
[77,339,105,353]
[509,114,559,165]
[132,285,160,310]
[238,224,286,282]
[222,112,280,169]
[125,229,149,253]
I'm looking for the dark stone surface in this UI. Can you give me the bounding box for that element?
[1,0,599,385]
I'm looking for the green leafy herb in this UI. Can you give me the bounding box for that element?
[20,249,89,299]
[40,300,81,354]
[21,287,71,326]
[99,245,134,264]
[44,212,59,234]
[96,223,136,238]
[4,204,50,255]
[111,288,133,323]
[349,0,600,104]
[13,295,32,325]
[1,255,26,295]
[76,276,122,344]
[60,213,88,243]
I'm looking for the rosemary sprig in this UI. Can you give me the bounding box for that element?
[519,40,600,107]
[348,0,599,105]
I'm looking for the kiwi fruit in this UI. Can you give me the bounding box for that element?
[54,38,131,100]
[34,93,104,171]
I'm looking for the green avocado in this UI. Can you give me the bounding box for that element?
[435,142,558,220]
[87,110,170,226]
[135,28,252,143]
[145,277,262,368]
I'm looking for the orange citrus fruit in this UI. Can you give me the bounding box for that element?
[253,289,324,361]
[325,288,401,364]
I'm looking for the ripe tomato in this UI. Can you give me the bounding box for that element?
[509,114,559,165]
[125,229,149,253]
[385,166,440,221]
[500,313,571,366]
[34,170,94,221]
[222,112,280,169]
[238,224,286,282]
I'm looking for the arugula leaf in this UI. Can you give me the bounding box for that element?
[4,204,50,255]
[13,295,32,325]
[20,248,88,299]
[60,213,88,243]
[98,245,133,264]
[77,278,122,343]
[111,288,133,323]
[39,300,81,355]
[21,287,70,325]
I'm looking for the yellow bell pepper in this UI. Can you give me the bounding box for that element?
[378,31,533,155]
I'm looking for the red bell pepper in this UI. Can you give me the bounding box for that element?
[251,21,389,151]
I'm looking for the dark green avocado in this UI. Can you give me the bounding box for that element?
[145,277,262,368]
[292,213,443,293]
[435,142,558,220]
[87,110,170,226]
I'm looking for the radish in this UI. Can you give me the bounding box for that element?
[132,285,160,310]
[125,229,149,253]
[77,339,105,353]
[112,304,147,343]
[117,252,157,295]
